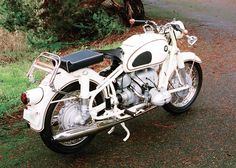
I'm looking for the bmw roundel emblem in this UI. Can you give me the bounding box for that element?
[164,45,168,52]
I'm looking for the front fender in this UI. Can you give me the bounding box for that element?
[180,52,202,63]
[23,68,104,132]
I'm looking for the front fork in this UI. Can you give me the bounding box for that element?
[158,50,190,91]
[176,51,188,85]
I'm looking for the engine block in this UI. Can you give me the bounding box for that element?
[116,68,158,107]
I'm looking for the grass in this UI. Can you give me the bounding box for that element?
[0,121,54,168]
[0,27,45,116]
[0,29,34,116]
[0,61,32,115]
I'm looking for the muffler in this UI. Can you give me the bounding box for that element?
[53,118,126,142]
[53,106,155,142]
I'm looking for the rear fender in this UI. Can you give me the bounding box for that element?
[23,68,104,132]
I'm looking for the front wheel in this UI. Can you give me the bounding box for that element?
[163,61,202,114]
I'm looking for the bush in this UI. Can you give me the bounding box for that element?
[0,0,126,50]
[93,10,125,39]
[0,0,39,31]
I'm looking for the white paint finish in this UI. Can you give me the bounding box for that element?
[23,68,105,132]
[25,87,44,105]
[121,33,168,72]
[180,52,202,63]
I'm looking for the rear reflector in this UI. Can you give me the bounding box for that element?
[21,93,29,105]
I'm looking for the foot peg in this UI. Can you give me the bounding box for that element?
[107,122,130,142]
[124,110,136,117]
[108,126,115,135]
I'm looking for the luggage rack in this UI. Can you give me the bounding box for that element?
[27,52,61,90]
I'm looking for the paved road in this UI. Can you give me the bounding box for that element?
[147,0,236,32]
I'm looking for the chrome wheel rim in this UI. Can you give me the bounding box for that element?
[169,63,199,107]
[50,90,92,146]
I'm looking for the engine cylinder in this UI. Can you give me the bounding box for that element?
[116,68,159,107]
[149,88,171,106]
[117,88,139,106]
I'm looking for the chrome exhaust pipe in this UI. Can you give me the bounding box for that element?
[53,106,156,142]
[53,117,132,142]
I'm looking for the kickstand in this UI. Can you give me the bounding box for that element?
[120,122,130,142]
[107,122,130,142]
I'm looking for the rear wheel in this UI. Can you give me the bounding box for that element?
[163,62,202,114]
[40,82,103,154]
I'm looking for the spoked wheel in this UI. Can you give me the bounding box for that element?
[163,61,202,114]
[40,82,103,154]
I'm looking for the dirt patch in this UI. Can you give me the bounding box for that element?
[0,55,15,64]
[0,109,23,126]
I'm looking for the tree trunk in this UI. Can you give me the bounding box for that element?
[103,0,145,25]
[38,0,145,26]
[80,0,145,24]
[124,0,145,21]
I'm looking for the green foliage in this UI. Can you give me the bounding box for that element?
[0,0,39,32]
[93,10,125,39]
[0,0,126,51]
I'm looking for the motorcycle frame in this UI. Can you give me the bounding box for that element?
[81,27,199,121]
[23,25,202,131]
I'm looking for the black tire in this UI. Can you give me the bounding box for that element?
[163,62,202,114]
[40,82,103,154]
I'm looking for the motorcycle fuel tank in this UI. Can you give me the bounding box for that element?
[121,33,168,72]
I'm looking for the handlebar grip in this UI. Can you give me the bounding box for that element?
[134,20,147,23]
[129,19,152,25]
[171,24,188,34]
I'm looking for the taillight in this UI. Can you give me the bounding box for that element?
[21,88,44,105]
[21,93,29,105]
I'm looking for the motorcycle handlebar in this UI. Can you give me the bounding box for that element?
[129,19,156,25]
[171,24,188,34]
[129,19,188,35]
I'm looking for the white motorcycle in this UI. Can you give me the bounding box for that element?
[21,19,202,154]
